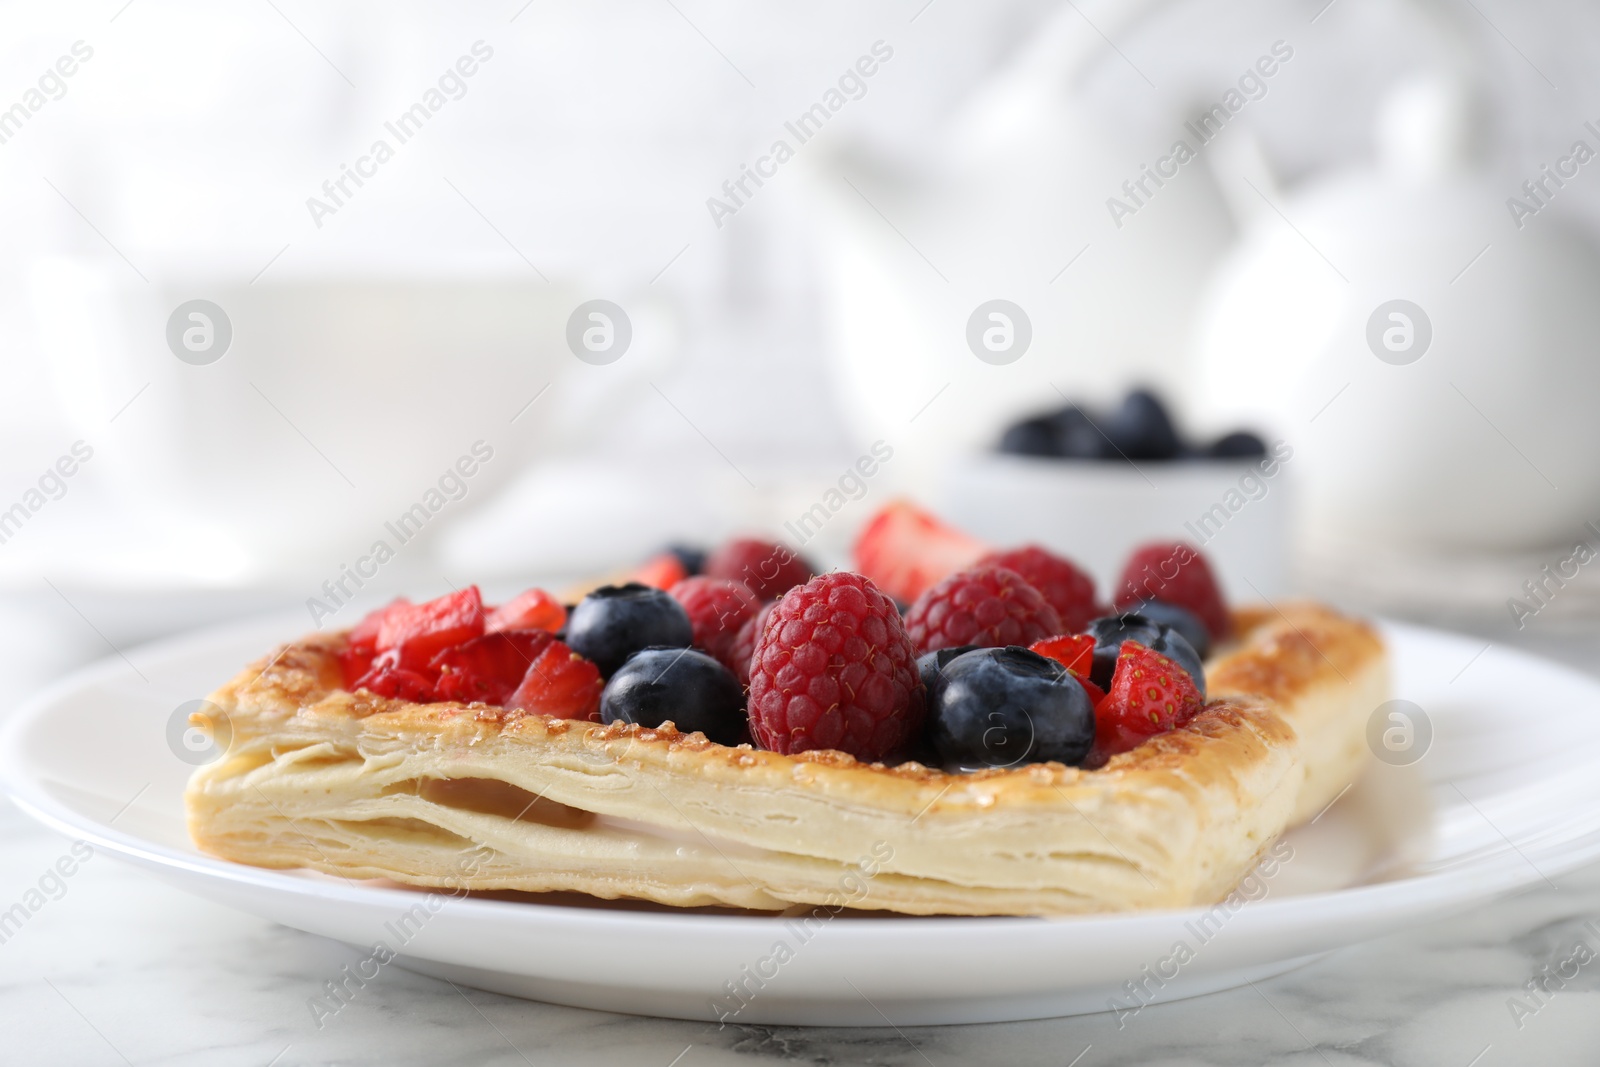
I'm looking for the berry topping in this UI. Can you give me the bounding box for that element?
[1095,642,1204,757]
[505,638,604,720]
[703,538,815,601]
[350,657,435,703]
[348,598,405,653]
[485,588,566,634]
[1086,612,1206,696]
[565,583,693,678]
[926,646,1095,768]
[747,572,923,760]
[1113,541,1232,642]
[1086,613,1161,688]
[976,545,1100,631]
[670,576,761,671]
[852,500,988,605]
[375,587,486,671]
[1126,599,1211,659]
[666,543,708,576]
[600,647,747,746]
[628,552,690,591]
[915,644,980,696]
[431,630,554,705]
[903,566,1063,655]
[726,601,775,687]
[1029,633,1096,678]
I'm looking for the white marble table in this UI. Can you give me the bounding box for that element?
[4,791,1600,1066]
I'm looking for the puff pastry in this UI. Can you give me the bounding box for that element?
[185,603,1385,916]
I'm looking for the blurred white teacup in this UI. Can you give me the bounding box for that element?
[31,258,675,581]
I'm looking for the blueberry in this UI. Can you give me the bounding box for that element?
[666,543,707,576]
[601,647,746,746]
[1130,599,1211,659]
[1087,613,1162,688]
[928,646,1095,769]
[1050,404,1113,459]
[916,645,980,695]
[1208,431,1267,459]
[1087,612,1206,697]
[998,416,1059,458]
[1104,389,1182,460]
[566,583,693,677]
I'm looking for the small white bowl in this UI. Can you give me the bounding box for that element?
[934,452,1292,601]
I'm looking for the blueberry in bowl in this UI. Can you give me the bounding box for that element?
[600,647,746,746]
[566,583,694,677]
[928,646,1096,769]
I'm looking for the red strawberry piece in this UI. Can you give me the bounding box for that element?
[351,654,436,703]
[431,630,555,705]
[376,586,486,670]
[1029,633,1096,678]
[703,538,814,601]
[851,500,988,604]
[506,638,604,720]
[628,552,689,590]
[978,546,1100,631]
[748,572,923,760]
[670,576,760,671]
[349,598,407,652]
[727,601,775,687]
[485,588,566,634]
[1078,673,1106,706]
[903,566,1063,655]
[338,645,377,689]
[1113,541,1232,642]
[1094,641,1203,757]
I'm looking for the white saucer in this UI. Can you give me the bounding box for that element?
[3,615,1599,1026]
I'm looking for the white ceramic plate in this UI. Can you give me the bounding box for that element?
[4,615,1599,1027]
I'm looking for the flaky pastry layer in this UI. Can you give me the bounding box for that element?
[185,603,1384,916]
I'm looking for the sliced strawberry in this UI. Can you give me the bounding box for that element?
[1078,673,1106,706]
[376,587,485,670]
[337,644,377,690]
[852,500,989,604]
[431,630,555,705]
[506,639,604,720]
[1094,641,1203,757]
[352,654,436,702]
[1029,634,1096,678]
[349,598,408,652]
[1113,541,1232,642]
[485,588,566,634]
[628,553,689,590]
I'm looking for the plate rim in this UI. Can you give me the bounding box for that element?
[3,614,1600,941]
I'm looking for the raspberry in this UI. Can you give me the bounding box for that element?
[748,572,923,760]
[903,566,1063,655]
[670,576,760,671]
[1095,641,1203,757]
[852,500,988,604]
[1112,542,1232,642]
[727,601,775,687]
[977,546,1100,631]
[704,538,814,600]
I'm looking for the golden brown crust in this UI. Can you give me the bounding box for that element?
[185,602,1384,915]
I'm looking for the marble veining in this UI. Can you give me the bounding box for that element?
[3,794,1599,1066]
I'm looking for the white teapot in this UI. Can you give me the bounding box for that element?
[1193,74,1600,553]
